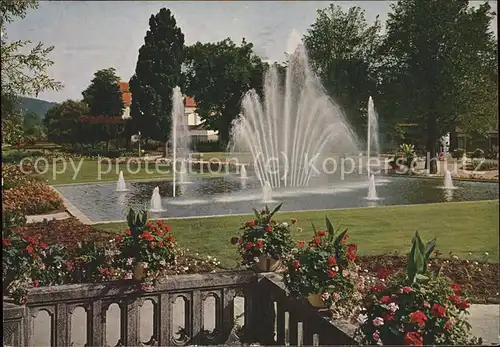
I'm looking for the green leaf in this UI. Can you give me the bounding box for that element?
[406,234,418,283]
[423,237,437,272]
[252,208,260,220]
[269,203,283,218]
[311,222,317,236]
[325,216,334,234]
[334,229,348,247]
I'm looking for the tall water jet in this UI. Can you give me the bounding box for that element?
[366,174,378,200]
[367,96,380,176]
[150,186,164,212]
[170,86,192,198]
[116,171,128,192]
[262,181,273,202]
[229,42,359,189]
[179,160,187,185]
[443,170,455,189]
[240,165,248,180]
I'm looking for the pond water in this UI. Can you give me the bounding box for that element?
[56,175,499,223]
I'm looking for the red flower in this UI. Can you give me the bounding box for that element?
[124,228,131,236]
[115,235,123,242]
[40,242,47,250]
[431,304,446,318]
[33,280,39,288]
[25,245,34,255]
[327,256,336,267]
[245,242,253,249]
[347,250,356,261]
[150,242,156,248]
[292,260,300,270]
[141,231,154,241]
[409,311,428,327]
[341,233,349,243]
[449,294,460,304]
[291,218,297,224]
[158,241,165,247]
[246,220,256,227]
[433,249,442,257]
[379,296,392,304]
[404,331,423,346]
[313,236,321,244]
[65,261,74,271]
[347,243,358,252]
[265,226,273,233]
[456,299,470,310]
[297,240,305,248]
[3,238,10,247]
[317,230,327,237]
[402,286,413,294]
[383,313,395,321]
[256,240,264,248]
[327,270,337,278]
[443,320,452,330]
[377,268,392,280]
[451,283,461,294]
[371,284,385,294]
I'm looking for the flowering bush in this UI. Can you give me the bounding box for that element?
[230,203,294,268]
[3,183,63,214]
[356,232,481,345]
[283,217,359,308]
[114,209,176,282]
[1,164,41,189]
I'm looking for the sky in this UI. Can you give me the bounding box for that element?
[5,1,498,103]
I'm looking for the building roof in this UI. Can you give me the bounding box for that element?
[119,82,132,106]
[185,96,196,108]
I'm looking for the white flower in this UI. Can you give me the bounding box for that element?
[334,266,339,272]
[357,314,368,325]
[468,252,472,256]
[160,260,166,266]
[484,252,489,256]
[254,257,260,263]
[474,261,479,265]
[125,272,132,280]
[452,255,459,260]
[332,293,341,302]
[281,222,289,228]
[342,270,350,278]
[372,317,384,327]
[126,258,134,266]
[388,302,399,313]
[321,292,331,301]
[183,266,189,271]
[142,262,149,269]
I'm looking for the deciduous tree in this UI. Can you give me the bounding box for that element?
[44,100,89,145]
[184,38,266,146]
[303,5,382,138]
[380,0,497,173]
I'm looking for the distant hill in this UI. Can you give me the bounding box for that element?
[15,96,58,119]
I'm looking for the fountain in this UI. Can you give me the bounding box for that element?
[229,42,359,189]
[116,171,128,192]
[366,174,378,200]
[367,96,380,176]
[443,170,455,189]
[170,86,192,198]
[240,165,248,180]
[262,181,273,202]
[150,186,164,212]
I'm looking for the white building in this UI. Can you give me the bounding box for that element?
[184,97,219,142]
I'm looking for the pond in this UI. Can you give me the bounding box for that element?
[56,175,499,223]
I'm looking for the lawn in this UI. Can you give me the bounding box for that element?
[96,200,499,268]
[39,159,223,185]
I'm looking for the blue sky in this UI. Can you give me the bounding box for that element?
[6,1,497,102]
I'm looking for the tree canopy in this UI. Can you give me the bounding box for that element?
[44,100,89,145]
[380,0,497,172]
[184,38,266,145]
[82,67,124,117]
[129,7,185,144]
[303,4,382,138]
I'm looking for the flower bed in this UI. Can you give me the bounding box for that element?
[357,254,499,304]
[2,164,63,215]
[2,211,218,304]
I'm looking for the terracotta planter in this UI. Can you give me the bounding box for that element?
[252,255,281,272]
[133,262,145,280]
[307,293,328,308]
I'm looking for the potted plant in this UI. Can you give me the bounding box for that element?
[356,232,482,346]
[115,208,176,281]
[230,203,294,272]
[283,217,359,309]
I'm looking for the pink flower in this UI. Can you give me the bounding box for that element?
[372,317,384,327]
[402,286,413,294]
[373,331,381,342]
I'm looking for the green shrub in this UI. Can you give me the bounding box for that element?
[452,148,465,159]
[471,159,498,171]
[2,150,46,164]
